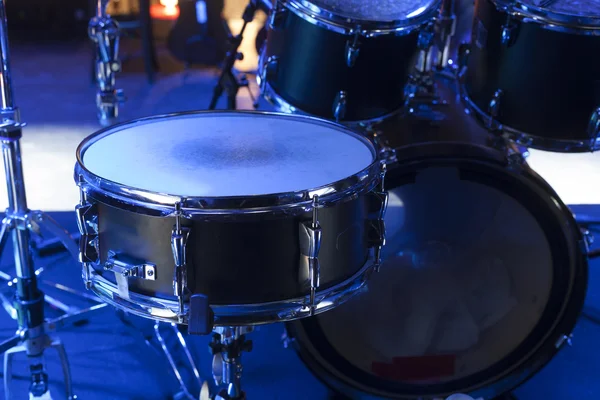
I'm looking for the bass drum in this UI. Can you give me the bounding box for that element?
[284,79,588,399]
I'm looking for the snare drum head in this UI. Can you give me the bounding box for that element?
[303,0,440,22]
[520,0,600,17]
[287,137,586,398]
[79,112,375,198]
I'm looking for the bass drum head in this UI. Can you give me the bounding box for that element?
[285,142,587,399]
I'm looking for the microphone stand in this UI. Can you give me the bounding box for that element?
[0,1,108,398]
[89,0,126,126]
[208,0,259,110]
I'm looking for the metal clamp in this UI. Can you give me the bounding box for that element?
[345,30,361,68]
[366,169,388,270]
[332,91,348,122]
[299,196,322,315]
[104,251,156,280]
[171,203,190,323]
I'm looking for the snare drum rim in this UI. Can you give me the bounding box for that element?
[493,0,600,34]
[75,110,382,217]
[283,0,442,36]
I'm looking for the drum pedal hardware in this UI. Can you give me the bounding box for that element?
[88,0,125,127]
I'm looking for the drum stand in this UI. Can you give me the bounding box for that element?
[0,1,108,398]
[208,0,259,111]
[89,0,126,127]
[208,327,253,400]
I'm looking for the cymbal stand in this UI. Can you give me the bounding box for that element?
[208,0,259,110]
[0,1,108,398]
[89,0,125,127]
[209,327,253,400]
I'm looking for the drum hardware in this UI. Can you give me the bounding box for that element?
[416,24,436,74]
[89,0,126,127]
[208,0,261,111]
[332,91,348,122]
[0,1,111,398]
[433,0,458,69]
[500,17,519,47]
[345,31,361,68]
[153,322,204,400]
[209,326,253,400]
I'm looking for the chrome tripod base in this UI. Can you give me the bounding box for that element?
[154,321,203,400]
[0,303,107,400]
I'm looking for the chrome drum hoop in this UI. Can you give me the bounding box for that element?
[459,84,600,153]
[87,258,378,326]
[75,110,383,218]
[493,0,600,34]
[282,0,442,36]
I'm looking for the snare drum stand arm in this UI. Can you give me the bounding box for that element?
[89,0,125,127]
[208,0,259,111]
[0,2,108,399]
[209,327,253,400]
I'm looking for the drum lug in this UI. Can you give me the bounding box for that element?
[299,196,322,316]
[76,176,99,288]
[487,89,503,130]
[171,202,191,324]
[367,169,388,271]
[332,91,347,121]
[268,1,288,30]
[259,56,278,93]
[104,250,157,280]
[345,31,361,67]
[417,24,435,73]
[501,17,520,47]
[555,334,573,349]
[587,107,600,148]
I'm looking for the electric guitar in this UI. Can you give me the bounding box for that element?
[167,0,228,66]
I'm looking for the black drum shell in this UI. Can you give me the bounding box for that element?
[464,0,600,144]
[93,194,371,305]
[283,76,589,399]
[262,8,422,122]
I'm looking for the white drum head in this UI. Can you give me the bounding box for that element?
[80,113,375,198]
[305,0,440,22]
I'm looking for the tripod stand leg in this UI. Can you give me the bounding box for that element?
[3,342,25,400]
[0,216,11,257]
[0,291,16,319]
[29,211,79,260]
[50,337,75,400]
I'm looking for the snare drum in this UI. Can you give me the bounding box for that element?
[461,0,600,152]
[258,0,442,123]
[74,111,386,329]
[284,79,588,399]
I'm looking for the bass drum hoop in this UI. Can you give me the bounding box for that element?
[493,0,600,34]
[459,86,600,153]
[282,0,441,36]
[285,142,588,399]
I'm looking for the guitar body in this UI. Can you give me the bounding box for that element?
[167,0,228,66]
